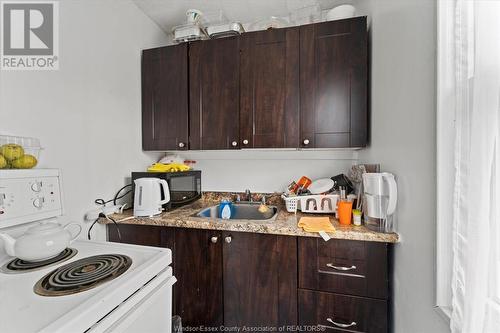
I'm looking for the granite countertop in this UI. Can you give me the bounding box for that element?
[103,194,399,243]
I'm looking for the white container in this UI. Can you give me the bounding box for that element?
[362,173,398,233]
[0,135,42,169]
[326,5,356,21]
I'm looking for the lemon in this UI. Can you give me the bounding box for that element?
[0,144,24,161]
[11,154,37,169]
[0,154,7,169]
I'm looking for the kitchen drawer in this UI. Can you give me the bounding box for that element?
[298,238,389,299]
[298,289,388,333]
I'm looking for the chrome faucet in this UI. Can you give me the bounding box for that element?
[244,189,252,202]
[234,189,255,203]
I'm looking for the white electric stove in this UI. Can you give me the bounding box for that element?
[0,169,176,333]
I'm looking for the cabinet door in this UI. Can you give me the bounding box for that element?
[300,17,368,148]
[240,28,300,148]
[222,232,297,327]
[174,228,223,328]
[189,38,240,150]
[142,45,189,150]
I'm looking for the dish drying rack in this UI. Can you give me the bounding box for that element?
[282,194,339,214]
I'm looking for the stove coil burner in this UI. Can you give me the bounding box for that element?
[1,248,78,274]
[34,254,132,296]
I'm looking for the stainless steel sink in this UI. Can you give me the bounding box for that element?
[196,203,278,221]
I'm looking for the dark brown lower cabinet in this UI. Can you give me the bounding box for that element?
[174,228,223,328]
[298,238,389,299]
[298,289,387,333]
[108,223,166,247]
[222,232,297,327]
[108,225,391,332]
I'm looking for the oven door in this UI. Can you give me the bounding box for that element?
[89,268,176,333]
[168,173,201,208]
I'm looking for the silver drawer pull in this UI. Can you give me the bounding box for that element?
[326,263,356,271]
[326,318,357,328]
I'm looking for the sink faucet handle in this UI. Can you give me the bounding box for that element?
[261,196,267,205]
[244,189,252,202]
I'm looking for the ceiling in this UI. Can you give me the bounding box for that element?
[132,0,365,34]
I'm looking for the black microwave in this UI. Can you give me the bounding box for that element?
[131,171,201,211]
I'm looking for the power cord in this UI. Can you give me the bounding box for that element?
[89,183,133,242]
[94,184,132,207]
[87,213,122,242]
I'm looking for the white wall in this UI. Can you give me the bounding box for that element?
[171,150,358,193]
[0,0,169,237]
[0,0,449,331]
[360,0,449,332]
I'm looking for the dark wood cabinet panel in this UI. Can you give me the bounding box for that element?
[142,45,189,150]
[298,289,388,333]
[298,237,389,299]
[222,232,297,327]
[108,223,163,247]
[300,17,368,148]
[141,17,368,150]
[110,225,391,330]
[174,228,223,328]
[240,28,300,148]
[189,37,240,150]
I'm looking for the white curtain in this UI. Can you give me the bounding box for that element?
[445,0,500,332]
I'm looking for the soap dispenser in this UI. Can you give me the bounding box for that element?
[219,200,234,220]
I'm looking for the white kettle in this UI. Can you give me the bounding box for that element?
[134,178,170,217]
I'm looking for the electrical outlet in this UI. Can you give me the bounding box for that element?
[85,205,123,221]
[85,208,102,221]
[102,205,123,216]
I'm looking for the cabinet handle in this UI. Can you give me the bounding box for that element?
[231,141,238,147]
[242,139,249,145]
[303,139,310,145]
[151,95,156,140]
[325,318,357,329]
[210,236,218,244]
[178,142,185,148]
[326,263,356,271]
[225,236,232,244]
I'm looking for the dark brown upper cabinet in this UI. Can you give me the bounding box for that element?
[300,17,368,148]
[240,28,300,148]
[141,17,368,151]
[142,45,189,150]
[189,37,240,150]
